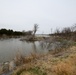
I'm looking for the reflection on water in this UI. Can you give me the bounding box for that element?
[32,42,37,53]
[0,38,49,63]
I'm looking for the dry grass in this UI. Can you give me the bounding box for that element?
[12,46,76,75]
[51,47,76,75]
[52,61,76,75]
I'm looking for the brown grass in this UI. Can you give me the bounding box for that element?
[52,61,76,75]
[51,51,76,75]
[12,46,76,75]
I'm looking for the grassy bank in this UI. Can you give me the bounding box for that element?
[11,42,76,75]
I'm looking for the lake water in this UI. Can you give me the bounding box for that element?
[0,38,49,63]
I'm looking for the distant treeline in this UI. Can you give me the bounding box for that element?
[50,24,76,41]
[0,29,23,36]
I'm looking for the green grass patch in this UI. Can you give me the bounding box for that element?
[28,67,47,75]
[73,42,76,46]
[12,67,47,75]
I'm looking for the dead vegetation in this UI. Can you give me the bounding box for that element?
[11,45,76,75]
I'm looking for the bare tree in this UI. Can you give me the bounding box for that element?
[54,28,60,36]
[62,27,71,34]
[71,24,76,32]
[55,28,60,34]
[33,24,38,37]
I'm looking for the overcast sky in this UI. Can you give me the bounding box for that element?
[0,0,76,34]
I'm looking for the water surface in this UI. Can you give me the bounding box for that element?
[0,38,48,62]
